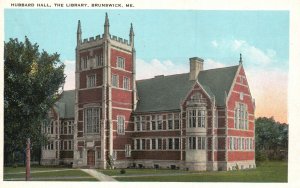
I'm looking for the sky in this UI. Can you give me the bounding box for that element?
[4,9,289,123]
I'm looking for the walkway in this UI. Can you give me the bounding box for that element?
[80,169,117,181]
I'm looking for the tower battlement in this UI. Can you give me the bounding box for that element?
[110,35,130,46]
[81,35,103,45]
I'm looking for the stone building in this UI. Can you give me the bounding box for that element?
[41,14,256,171]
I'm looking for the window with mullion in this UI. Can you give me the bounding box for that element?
[117,116,125,135]
[198,110,206,128]
[85,107,100,134]
[168,114,173,130]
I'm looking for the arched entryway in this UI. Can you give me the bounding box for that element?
[87,150,95,167]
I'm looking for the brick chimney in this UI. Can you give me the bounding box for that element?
[189,57,204,80]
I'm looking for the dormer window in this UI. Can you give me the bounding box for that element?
[117,57,125,69]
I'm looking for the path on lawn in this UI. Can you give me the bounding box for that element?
[81,169,117,181]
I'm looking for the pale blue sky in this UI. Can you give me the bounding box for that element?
[4,9,289,122]
[5,9,289,70]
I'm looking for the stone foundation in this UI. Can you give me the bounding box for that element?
[227,160,256,171]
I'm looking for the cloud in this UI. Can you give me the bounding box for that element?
[204,59,226,69]
[136,59,189,80]
[63,60,75,90]
[211,40,218,48]
[211,39,278,67]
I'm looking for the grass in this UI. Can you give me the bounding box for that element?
[98,168,194,176]
[106,161,288,182]
[3,167,98,181]
[3,161,287,182]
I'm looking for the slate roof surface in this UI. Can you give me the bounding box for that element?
[54,90,75,118]
[135,65,239,113]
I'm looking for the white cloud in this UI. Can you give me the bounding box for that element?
[63,60,75,90]
[204,59,226,70]
[211,39,278,67]
[211,40,218,48]
[136,59,188,80]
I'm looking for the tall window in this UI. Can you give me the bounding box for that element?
[174,138,180,150]
[141,139,146,150]
[87,74,96,88]
[125,144,131,157]
[157,115,163,130]
[81,57,87,69]
[135,116,141,131]
[188,137,196,149]
[151,115,156,130]
[136,139,140,150]
[117,57,125,69]
[189,110,197,128]
[151,139,156,150]
[84,107,100,133]
[157,138,162,149]
[234,103,248,130]
[112,74,119,87]
[197,137,206,150]
[96,54,104,66]
[168,114,173,130]
[117,116,125,135]
[123,77,130,90]
[174,114,180,129]
[188,109,206,128]
[168,138,173,150]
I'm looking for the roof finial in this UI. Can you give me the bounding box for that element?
[77,20,82,44]
[129,23,134,47]
[239,53,243,65]
[104,12,110,37]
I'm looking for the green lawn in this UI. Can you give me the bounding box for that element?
[3,167,98,181]
[98,168,195,176]
[3,161,287,182]
[105,161,288,182]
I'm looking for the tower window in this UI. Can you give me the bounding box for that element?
[87,74,96,88]
[117,57,125,69]
[84,107,100,134]
[112,74,119,87]
[123,77,130,90]
[81,57,87,69]
[96,54,104,66]
[117,116,125,135]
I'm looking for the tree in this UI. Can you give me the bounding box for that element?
[4,37,65,165]
[255,117,288,161]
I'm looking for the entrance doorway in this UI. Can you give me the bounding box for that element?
[87,150,95,167]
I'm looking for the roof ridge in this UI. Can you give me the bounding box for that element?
[136,72,189,82]
[201,64,239,72]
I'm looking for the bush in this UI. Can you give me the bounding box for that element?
[256,150,268,162]
[120,169,126,174]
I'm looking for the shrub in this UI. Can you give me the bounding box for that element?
[256,150,268,162]
[120,169,126,174]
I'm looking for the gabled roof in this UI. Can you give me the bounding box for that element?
[54,90,75,119]
[135,65,239,113]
